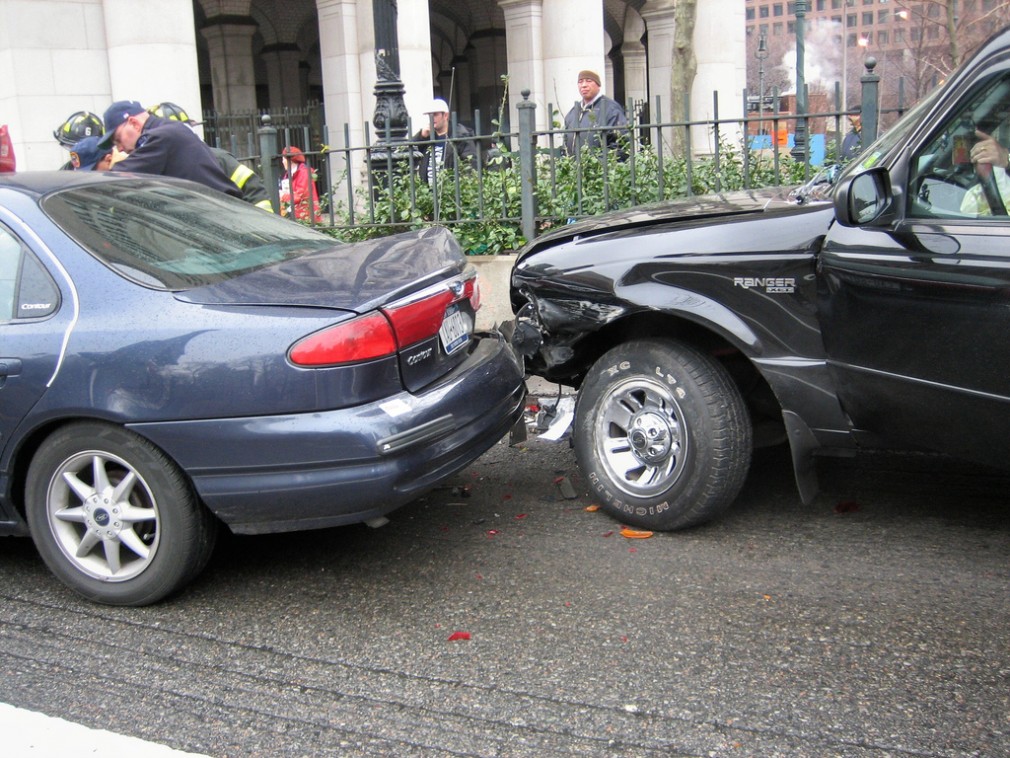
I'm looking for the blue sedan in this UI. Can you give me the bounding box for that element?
[0,172,526,605]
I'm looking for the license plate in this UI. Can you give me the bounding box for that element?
[439,306,470,355]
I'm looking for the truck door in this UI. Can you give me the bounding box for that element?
[819,63,1010,469]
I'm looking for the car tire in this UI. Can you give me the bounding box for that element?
[574,339,752,531]
[25,422,218,606]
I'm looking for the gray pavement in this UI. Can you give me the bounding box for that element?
[1,422,1008,756]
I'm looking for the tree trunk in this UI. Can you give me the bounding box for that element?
[670,0,698,156]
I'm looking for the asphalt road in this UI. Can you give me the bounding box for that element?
[1,413,1008,757]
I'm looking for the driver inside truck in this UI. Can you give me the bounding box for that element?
[960,128,1010,215]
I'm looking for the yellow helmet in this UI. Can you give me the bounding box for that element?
[54,111,104,148]
[149,102,202,126]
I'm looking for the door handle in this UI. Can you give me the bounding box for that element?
[0,358,22,377]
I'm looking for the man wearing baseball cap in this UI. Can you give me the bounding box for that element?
[412,97,478,185]
[69,136,115,172]
[563,70,628,156]
[99,99,241,199]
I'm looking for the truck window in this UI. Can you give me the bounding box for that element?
[908,72,1010,220]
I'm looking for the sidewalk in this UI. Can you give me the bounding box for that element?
[0,703,208,757]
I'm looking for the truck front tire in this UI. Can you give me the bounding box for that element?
[574,339,752,530]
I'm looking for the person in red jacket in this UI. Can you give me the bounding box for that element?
[279,146,322,222]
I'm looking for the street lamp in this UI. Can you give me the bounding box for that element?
[791,0,808,162]
[851,35,868,111]
[369,0,415,174]
[756,31,769,133]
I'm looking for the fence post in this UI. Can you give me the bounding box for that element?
[860,56,880,145]
[518,89,537,243]
[258,115,280,214]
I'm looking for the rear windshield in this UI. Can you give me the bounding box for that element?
[42,179,338,290]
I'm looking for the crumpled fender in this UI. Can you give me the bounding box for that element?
[610,279,763,354]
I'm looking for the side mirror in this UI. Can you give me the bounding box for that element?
[833,167,893,227]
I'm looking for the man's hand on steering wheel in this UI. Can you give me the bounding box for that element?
[970,130,1009,216]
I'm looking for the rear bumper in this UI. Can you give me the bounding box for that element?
[130,331,526,534]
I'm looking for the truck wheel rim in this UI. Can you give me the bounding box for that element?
[595,377,686,498]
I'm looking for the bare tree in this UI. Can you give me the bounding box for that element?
[893,0,1010,101]
[670,0,697,155]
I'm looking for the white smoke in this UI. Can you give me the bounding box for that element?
[777,21,843,95]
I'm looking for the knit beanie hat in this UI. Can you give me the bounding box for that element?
[578,70,601,86]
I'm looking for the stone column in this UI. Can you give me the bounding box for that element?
[263,44,305,109]
[622,7,648,115]
[604,32,615,98]
[622,40,647,114]
[641,0,744,155]
[396,0,435,127]
[200,19,259,113]
[316,0,365,204]
[694,0,745,152]
[541,0,605,126]
[102,0,203,114]
[640,0,676,124]
[499,0,545,131]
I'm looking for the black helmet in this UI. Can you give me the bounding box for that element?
[53,111,104,148]
[149,102,201,126]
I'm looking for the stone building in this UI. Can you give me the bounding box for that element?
[2,0,745,171]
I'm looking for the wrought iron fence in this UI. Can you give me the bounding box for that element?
[215,67,907,254]
[202,103,323,160]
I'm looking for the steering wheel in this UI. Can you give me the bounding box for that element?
[977,163,1009,216]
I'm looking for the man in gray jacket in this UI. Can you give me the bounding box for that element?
[563,70,628,157]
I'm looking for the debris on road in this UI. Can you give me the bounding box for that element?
[554,475,578,500]
[537,397,575,441]
[620,528,654,539]
[524,392,576,441]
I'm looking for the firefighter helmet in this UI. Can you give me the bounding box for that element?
[53,111,104,148]
[148,102,201,126]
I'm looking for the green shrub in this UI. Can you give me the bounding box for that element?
[320,137,813,254]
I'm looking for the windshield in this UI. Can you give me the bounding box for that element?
[42,180,338,290]
[837,85,946,182]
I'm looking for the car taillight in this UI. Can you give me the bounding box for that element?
[381,272,480,347]
[288,272,481,367]
[382,290,454,346]
[289,312,397,366]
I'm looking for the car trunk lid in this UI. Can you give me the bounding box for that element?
[176,226,480,393]
[175,226,467,313]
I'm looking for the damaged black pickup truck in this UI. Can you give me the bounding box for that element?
[507,26,1010,531]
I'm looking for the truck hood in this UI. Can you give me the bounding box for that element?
[520,187,813,261]
[176,225,466,313]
